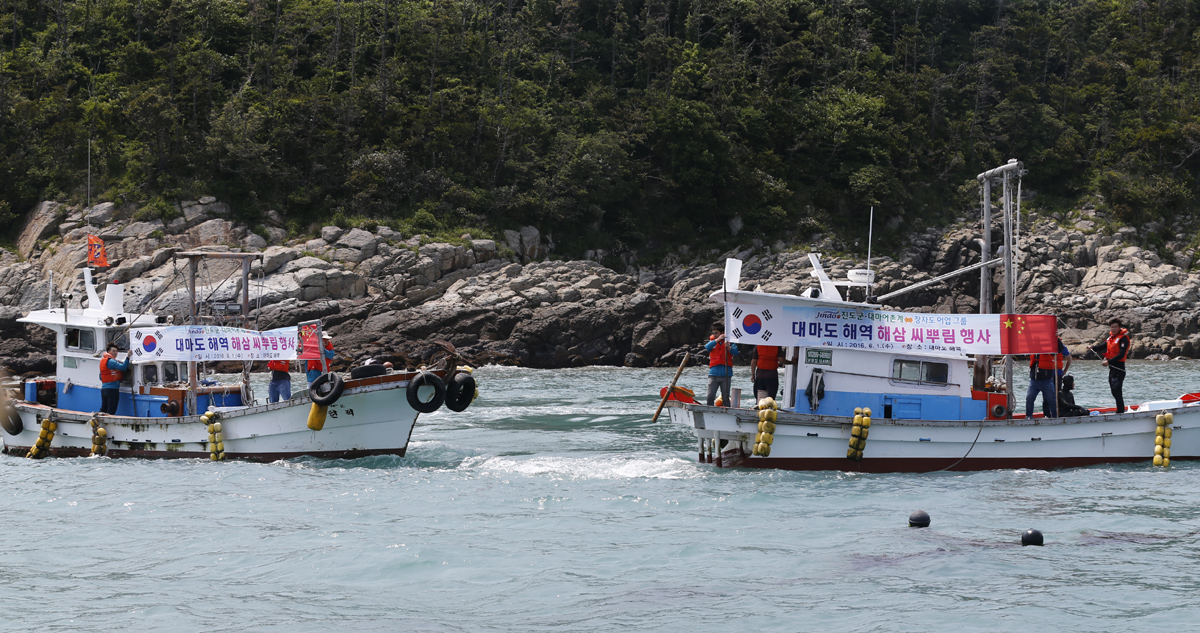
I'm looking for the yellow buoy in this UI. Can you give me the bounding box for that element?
[216,442,224,452]
[1164,438,1172,449]
[851,426,862,438]
[763,397,777,410]
[853,414,863,425]
[1163,448,1171,459]
[1156,436,1164,447]
[855,449,864,460]
[308,404,329,431]
[755,432,764,444]
[860,429,869,440]
[763,434,774,446]
[1155,445,1163,456]
[1156,426,1166,437]
[210,453,218,461]
[854,407,863,415]
[218,452,226,461]
[1165,427,1173,438]
[847,448,855,459]
[215,432,224,443]
[1166,412,1174,424]
[208,433,216,443]
[96,427,107,437]
[207,424,215,433]
[207,442,217,453]
[765,410,777,423]
[862,417,871,428]
[759,444,771,457]
[38,429,48,440]
[1163,457,1170,467]
[213,422,222,433]
[46,422,57,432]
[1156,414,1166,426]
[863,407,872,417]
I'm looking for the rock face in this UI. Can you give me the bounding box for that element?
[3,198,1200,376]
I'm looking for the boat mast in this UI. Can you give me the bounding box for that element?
[976,159,1024,414]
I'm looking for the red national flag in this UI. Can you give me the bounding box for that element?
[999,314,1058,354]
[297,323,321,360]
[86,235,109,267]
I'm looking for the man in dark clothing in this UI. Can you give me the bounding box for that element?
[1091,318,1131,413]
[1057,374,1090,417]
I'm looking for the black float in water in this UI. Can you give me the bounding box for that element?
[1021,528,1044,546]
[908,510,931,528]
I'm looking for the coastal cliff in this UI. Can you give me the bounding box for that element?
[0,199,1197,375]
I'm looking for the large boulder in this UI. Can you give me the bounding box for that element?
[17,201,65,258]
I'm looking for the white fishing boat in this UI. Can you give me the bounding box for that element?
[1,251,476,461]
[663,160,1198,471]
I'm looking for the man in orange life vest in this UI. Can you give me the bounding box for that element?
[99,342,131,415]
[1091,318,1131,413]
[267,359,292,403]
[705,322,739,406]
[750,345,795,402]
[1026,335,1071,418]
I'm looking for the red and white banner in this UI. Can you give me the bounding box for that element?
[724,302,1057,355]
[129,325,302,362]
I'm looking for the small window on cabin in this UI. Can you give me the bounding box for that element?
[163,362,178,383]
[63,356,78,369]
[892,360,922,382]
[108,330,129,351]
[178,363,188,379]
[143,364,158,385]
[66,328,95,351]
[922,362,949,384]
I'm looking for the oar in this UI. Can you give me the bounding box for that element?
[651,352,691,423]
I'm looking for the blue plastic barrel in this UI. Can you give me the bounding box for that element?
[24,381,36,402]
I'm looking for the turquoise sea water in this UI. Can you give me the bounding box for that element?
[4,360,1200,632]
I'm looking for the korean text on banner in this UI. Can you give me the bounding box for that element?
[723,301,1058,355]
[129,326,301,362]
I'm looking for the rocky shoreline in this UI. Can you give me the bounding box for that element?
[0,199,1198,376]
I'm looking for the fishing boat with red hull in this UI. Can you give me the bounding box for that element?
[662,159,1198,472]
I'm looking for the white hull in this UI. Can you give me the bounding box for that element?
[668,402,1198,471]
[4,380,420,461]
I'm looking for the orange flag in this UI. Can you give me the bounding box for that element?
[86,235,109,267]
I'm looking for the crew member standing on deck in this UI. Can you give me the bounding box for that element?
[306,332,336,387]
[267,359,292,403]
[99,342,131,415]
[705,322,738,406]
[1092,318,1131,413]
[1026,336,1071,418]
[750,345,795,402]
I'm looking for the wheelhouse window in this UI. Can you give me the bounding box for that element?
[142,364,159,385]
[892,359,949,385]
[163,362,178,383]
[65,328,95,351]
[107,330,129,351]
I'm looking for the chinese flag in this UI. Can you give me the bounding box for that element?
[86,235,109,267]
[999,314,1058,354]
[297,323,320,360]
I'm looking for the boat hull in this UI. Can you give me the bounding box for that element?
[3,379,420,462]
[668,402,1196,472]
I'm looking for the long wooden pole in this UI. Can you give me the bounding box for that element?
[651,352,691,423]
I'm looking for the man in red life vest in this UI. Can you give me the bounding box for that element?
[1025,335,1071,418]
[267,359,291,403]
[1091,318,1131,413]
[750,345,795,403]
[306,332,336,386]
[99,342,131,414]
[705,322,739,406]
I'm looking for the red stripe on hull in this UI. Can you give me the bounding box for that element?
[2,445,407,462]
[718,451,1189,472]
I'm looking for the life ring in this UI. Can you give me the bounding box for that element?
[350,364,388,379]
[444,373,477,412]
[310,373,345,406]
[991,404,1008,419]
[406,371,446,413]
[0,406,22,435]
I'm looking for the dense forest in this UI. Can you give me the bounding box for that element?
[1,0,1199,259]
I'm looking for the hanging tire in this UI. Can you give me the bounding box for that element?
[406,372,446,413]
[444,373,477,413]
[0,407,22,436]
[310,373,345,406]
[991,404,1008,419]
[350,364,388,379]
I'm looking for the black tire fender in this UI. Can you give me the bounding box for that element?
[310,373,345,406]
[350,364,388,379]
[0,406,22,436]
[444,373,477,413]
[406,372,446,413]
